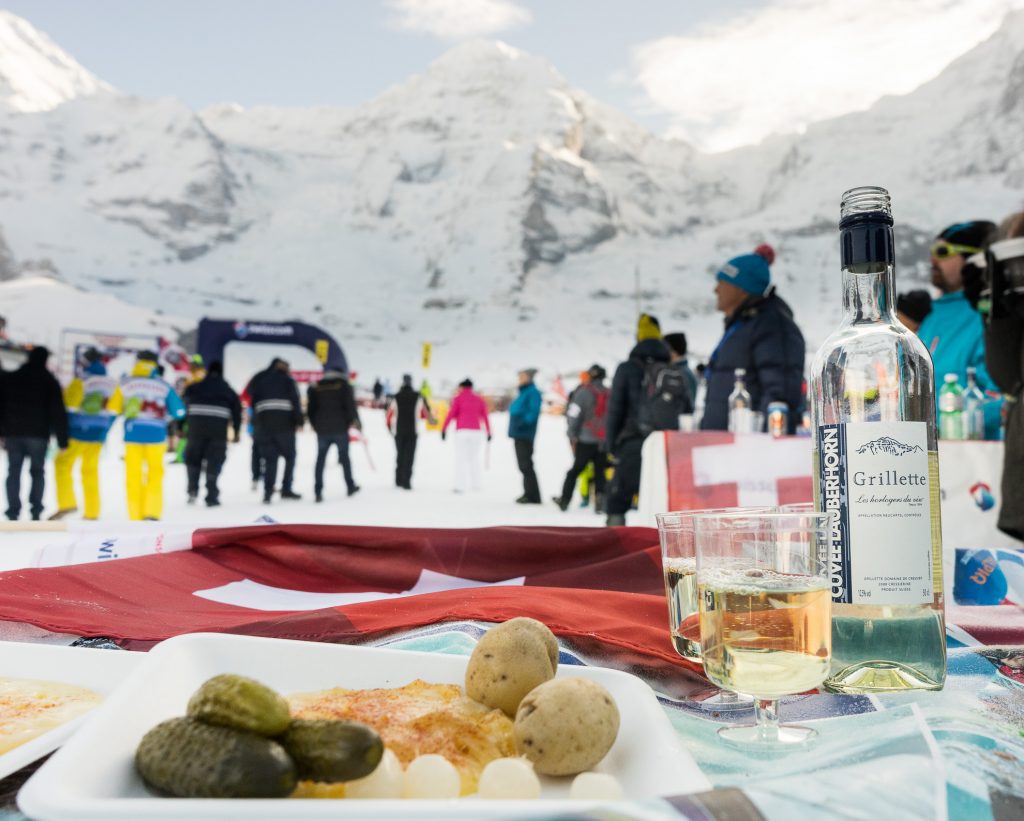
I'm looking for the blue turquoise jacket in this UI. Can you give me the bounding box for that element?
[917,291,1003,439]
[508,382,542,441]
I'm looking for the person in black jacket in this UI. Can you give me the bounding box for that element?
[248,358,304,503]
[983,211,1024,538]
[700,245,805,433]
[308,369,361,502]
[388,374,434,490]
[604,314,671,526]
[182,361,242,508]
[1,346,68,520]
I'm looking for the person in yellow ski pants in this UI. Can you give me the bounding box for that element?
[109,354,185,521]
[53,351,118,520]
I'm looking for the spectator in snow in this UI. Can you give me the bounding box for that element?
[183,361,242,508]
[554,364,609,513]
[896,290,933,333]
[605,313,672,527]
[662,332,697,413]
[387,374,435,490]
[108,351,185,521]
[248,358,304,503]
[1,346,68,521]
[508,368,542,504]
[53,348,118,520]
[700,245,805,433]
[918,221,1002,439]
[441,378,491,493]
[308,369,361,502]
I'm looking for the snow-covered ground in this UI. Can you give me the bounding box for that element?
[0,410,613,570]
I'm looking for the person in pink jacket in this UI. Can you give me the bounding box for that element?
[441,378,492,492]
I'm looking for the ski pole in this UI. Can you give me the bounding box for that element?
[358,430,376,472]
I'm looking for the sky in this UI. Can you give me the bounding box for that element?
[4,0,1023,151]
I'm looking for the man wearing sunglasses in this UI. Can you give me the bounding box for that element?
[917,220,1002,439]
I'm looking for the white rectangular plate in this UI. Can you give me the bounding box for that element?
[0,642,142,779]
[19,632,709,819]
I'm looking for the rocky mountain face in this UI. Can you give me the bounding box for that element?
[0,12,1022,385]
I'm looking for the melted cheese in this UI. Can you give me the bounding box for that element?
[289,679,514,795]
[0,677,102,755]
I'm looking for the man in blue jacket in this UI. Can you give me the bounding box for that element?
[509,368,542,504]
[700,245,805,433]
[917,221,1002,439]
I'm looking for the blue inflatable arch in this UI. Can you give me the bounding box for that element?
[197,318,348,374]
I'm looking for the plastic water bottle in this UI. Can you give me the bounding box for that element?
[939,373,964,440]
[728,369,753,433]
[964,367,986,440]
[767,401,789,437]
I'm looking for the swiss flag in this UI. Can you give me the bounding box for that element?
[665,431,813,510]
[0,525,709,689]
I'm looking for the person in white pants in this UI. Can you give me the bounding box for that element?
[441,378,492,494]
[454,429,486,492]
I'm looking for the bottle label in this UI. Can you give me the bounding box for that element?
[817,421,934,605]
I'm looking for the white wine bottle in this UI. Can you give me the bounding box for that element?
[810,186,946,693]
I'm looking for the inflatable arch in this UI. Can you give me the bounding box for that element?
[196,318,348,374]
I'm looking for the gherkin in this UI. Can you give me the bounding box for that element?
[135,717,296,798]
[187,673,291,736]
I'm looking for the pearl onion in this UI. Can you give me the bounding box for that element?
[402,754,461,799]
[345,749,403,799]
[569,772,624,801]
[477,757,541,799]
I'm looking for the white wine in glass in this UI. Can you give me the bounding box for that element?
[696,511,832,747]
[657,508,772,711]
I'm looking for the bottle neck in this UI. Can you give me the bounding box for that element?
[841,263,896,322]
[839,217,896,323]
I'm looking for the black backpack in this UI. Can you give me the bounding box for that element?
[638,360,687,435]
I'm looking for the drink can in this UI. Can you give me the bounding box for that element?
[767,402,788,437]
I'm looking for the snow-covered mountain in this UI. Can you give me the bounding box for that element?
[0,11,1023,388]
[0,11,111,111]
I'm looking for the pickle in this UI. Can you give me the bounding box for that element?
[135,717,296,798]
[281,719,384,783]
[187,673,290,736]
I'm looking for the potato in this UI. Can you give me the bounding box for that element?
[513,678,620,776]
[508,617,560,671]
[465,618,558,717]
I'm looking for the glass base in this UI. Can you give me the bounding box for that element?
[825,660,945,694]
[692,689,754,712]
[717,722,817,748]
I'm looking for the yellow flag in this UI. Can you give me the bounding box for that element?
[314,339,329,364]
[421,342,432,369]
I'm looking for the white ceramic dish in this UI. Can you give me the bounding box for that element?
[0,642,142,779]
[19,632,709,819]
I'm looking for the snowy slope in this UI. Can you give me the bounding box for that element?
[0,276,185,353]
[0,12,1022,390]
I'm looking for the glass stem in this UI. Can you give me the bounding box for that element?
[718,690,739,704]
[754,698,780,742]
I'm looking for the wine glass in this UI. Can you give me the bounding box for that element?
[656,507,772,712]
[694,511,832,746]
[779,502,816,513]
